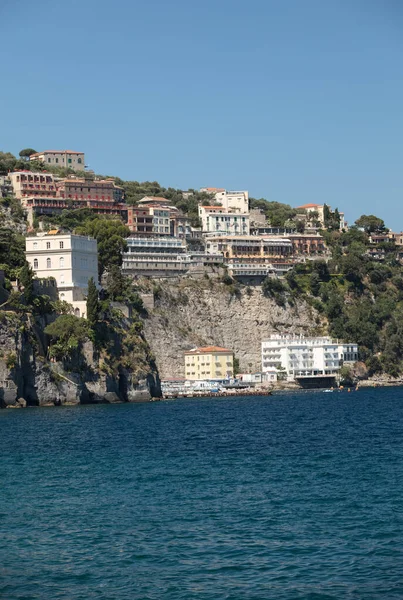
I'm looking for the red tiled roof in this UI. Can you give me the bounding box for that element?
[297,203,322,209]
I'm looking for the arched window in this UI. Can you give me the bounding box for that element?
[74,308,80,317]
[59,257,64,267]
[46,258,51,268]
[33,258,38,269]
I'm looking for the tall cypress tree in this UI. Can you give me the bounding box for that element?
[86,277,99,328]
[19,262,34,305]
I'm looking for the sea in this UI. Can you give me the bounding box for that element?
[1,388,403,600]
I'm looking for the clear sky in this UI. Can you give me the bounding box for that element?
[1,0,402,227]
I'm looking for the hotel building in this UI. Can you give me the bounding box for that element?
[25,232,98,318]
[29,150,85,172]
[185,346,234,381]
[261,334,358,381]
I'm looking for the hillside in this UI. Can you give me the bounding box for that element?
[2,147,403,386]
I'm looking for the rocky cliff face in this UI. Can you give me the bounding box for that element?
[0,312,160,408]
[142,279,324,378]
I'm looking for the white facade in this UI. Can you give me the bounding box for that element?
[29,150,85,172]
[261,334,358,381]
[200,188,249,213]
[25,233,98,317]
[199,206,250,235]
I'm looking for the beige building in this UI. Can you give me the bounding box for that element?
[25,232,98,318]
[185,346,234,381]
[9,171,127,224]
[9,170,58,200]
[30,150,85,172]
[297,203,346,231]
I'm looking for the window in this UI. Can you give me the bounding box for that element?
[59,241,64,249]
[59,257,64,267]
[48,158,51,163]
[55,158,59,163]
[78,158,82,164]
[46,242,51,249]
[68,159,72,164]
[46,258,51,268]
[33,258,38,269]
[33,242,38,249]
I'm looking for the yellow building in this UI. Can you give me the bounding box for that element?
[185,346,234,380]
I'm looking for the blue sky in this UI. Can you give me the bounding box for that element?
[1,0,402,227]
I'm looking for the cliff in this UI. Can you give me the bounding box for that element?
[141,278,324,378]
[0,310,160,408]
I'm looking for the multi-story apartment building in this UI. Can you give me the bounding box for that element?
[199,206,250,235]
[122,237,223,278]
[205,235,294,276]
[9,172,127,224]
[0,176,13,198]
[29,150,85,172]
[127,205,170,236]
[250,228,327,257]
[128,197,199,239]
[25,232,98,318]
[200,188,249,213]
[57,177,124,203]
[9,171,58,200]
[261,334,358,381]
[296,203,346,231]
[127,206,154,235]
[185,346,234,381]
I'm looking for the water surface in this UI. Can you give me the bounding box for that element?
[1,388,403,599]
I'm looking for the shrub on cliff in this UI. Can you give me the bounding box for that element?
[45,315,90,361]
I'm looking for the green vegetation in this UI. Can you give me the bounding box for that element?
[86,278,100,330]
[250,198,297,227]
[76,218,129,278]
[285,221,403,376]
[354,214,386,234]
[44,315,90,361]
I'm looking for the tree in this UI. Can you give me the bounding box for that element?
[0,228,26,274]
[77,218,129,278]
[44,314,90,361]
[323,204,341,230]
[0,151,17,175]
[19,148,37,160]
[86,277,99,328]
[19,262,35,304]
[262,276,287,297]
[106,265,126,301]
[339,365,354,386]
[310,272,321,296]
[355,214,386,234]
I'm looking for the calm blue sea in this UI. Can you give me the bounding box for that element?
[1,389,403,600]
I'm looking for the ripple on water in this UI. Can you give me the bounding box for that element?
[1,389,403,599]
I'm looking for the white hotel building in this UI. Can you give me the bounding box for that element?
[262,334,358,381]
[25,232,98,318]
